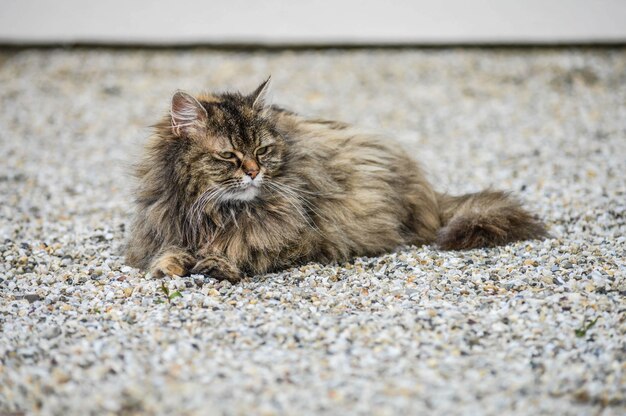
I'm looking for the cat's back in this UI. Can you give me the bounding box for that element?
[271,110,440,257]
[275,111,413,173]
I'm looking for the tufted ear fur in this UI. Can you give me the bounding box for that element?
[170,91,208,138]
[250,76,272,110]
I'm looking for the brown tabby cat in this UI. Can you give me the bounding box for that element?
[125,79,548,282]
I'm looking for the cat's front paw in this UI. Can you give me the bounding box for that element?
[150,250,196,278]
[191,256,242,283]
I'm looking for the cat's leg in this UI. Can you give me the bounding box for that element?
[149,247,196,278]
[191,253,242,283]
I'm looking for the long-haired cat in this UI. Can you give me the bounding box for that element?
[125,79,548,282]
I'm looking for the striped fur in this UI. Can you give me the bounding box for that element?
[125,81,548,281]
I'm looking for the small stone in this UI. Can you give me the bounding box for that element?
[43,326,62,339]
[17,347,37,358]
[52,368,71,384]
[23,293,42,303]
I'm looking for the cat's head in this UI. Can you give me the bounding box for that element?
[167,78,284,203]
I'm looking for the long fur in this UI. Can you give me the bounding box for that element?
[436,191,549,250]
[125,83,548,281]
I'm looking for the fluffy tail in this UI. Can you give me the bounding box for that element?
[436,190,548,250]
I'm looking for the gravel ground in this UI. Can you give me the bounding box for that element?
[0,47,625,415]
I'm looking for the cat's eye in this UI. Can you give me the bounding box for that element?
[256,146,271,156]
[218,151,236,159]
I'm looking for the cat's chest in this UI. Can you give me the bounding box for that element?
[208,205,306,255]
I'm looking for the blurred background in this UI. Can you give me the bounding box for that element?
[2,0,626,46]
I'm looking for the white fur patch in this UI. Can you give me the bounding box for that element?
[225,172,264,202]
[228,186,260,202]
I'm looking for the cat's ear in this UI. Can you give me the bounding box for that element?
[170,91,208,138]
[250,76,272,109]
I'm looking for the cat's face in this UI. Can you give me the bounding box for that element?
[170,80,284,204]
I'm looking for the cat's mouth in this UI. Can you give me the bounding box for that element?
[228,186,259,202]
[242,171,263,188]
[226,173,264,202]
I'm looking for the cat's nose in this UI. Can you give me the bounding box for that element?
[242,159,260,179]
[245,169,259,179]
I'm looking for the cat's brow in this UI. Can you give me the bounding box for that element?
[226,135,236,151]
[258,137,275,146]
[219,102,251,143]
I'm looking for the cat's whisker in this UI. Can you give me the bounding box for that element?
[271,180,329,196]
[185,186,231,245]
[229,208,239,229]
[267,182,332,218]
[187,189,210,230]
[189,188,216,222]
[265,182,325,236]
[219,178,243,188]
[266,181,330,223]
[201,187,228,216]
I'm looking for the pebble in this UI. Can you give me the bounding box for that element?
[21,294,42,303]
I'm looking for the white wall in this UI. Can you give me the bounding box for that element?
[1,0,625,45]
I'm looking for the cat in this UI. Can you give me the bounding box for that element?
[125,78,548,282]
